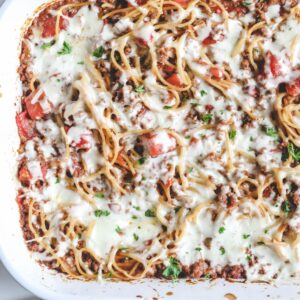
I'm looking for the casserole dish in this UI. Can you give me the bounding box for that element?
[0,0,300,299]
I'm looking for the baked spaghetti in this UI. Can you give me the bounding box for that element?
[16,0,300,282]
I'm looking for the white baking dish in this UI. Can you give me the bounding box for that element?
[0,1,300,299]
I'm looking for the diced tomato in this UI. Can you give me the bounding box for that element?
[136,35,153,47]
[202,36,216,46]
[210,67,223,79]
[40,161,48,179]
[205,104,214,112]
[195,59,209,66]
[40,15,68,38]
[116,151,129,169]
[16,112,35,141]
[210,4,222,14]
[190,137,198,144]
[165,178,174,188]
[25,91,46,120]
[267,51,281,77]
[64,126,70,133]
[18,165,32,186]
[136,0,148,4]
[166,73,182,87]
[161,64,176,74]
[68,153,84,178]
[72,137,91,151]
[142,132,176,158]
[173,0,190,5]
[286,77,300,96]
[16,190,24,206]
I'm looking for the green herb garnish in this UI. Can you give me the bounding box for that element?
[94,209,110,217]
[195,247,202,251]
[200,90,208,97]
[93,46,104,58]
[163,105,172,109]
[95,192,105,198]
[246,255,252,262]
[218,226,225,234]
[287,142,300,161]
[114,51,121,63]
[174,206,181,213]
[201,113,212,124]
[243,234,250,239]
[145,209,155,218]
[281,201,292,214]
[115,225,122,234]
[203,273,211,279]
[265,126,278,139]
[228,129,237,140]
[41,40,55,49]
[57,41,72,55]
[162,257,182,279]
[220,246,225,255]
[137,157,147,165]
[242,1,252,7]
[135,85,145,94]
[55,177,61,184]
[133,233,139,241]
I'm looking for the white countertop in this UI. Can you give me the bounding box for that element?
[0,3,38,300]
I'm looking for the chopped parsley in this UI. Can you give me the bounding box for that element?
[250,136,254,142]
[135,85,145,94]
[55,177,60,184]
[281,201,292,214]
[133,233,139,241]
[95,192,105,198]
[41,40,55,49]
[243,234,250,239]
[242,1,252,7]
[203,273,211,279]
[174,206,181,213]
[115,225,122,234]
[133,206,141,211]
[190,102,200,107]
[200,90,208,97]
[201,113,212,124]
[265,126,278,139]
[92,46,104,58]
[163,105,172,109]
[57,41,72,55]
[218,226,225,234]
[264,229,269,234]
[219,246,225,255]
[228,129,237,140]
[162,257,182,279]
[132,215,138,220]
[94,209,110,217]
[195,247,202,251]
[114,51,121,63]
[145,209,156,218]
[77,61,84,65]
[137,157,147,165]
[287,142,300,161]
[246,255,252,262]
